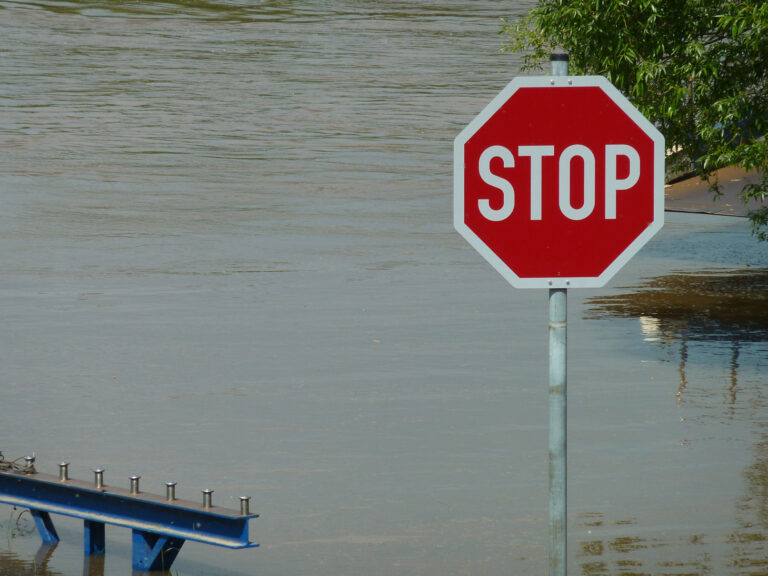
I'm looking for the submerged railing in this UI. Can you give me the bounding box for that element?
[0,456,258,571]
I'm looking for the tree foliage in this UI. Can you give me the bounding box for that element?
[501,0,768,239]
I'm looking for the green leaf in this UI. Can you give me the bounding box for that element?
[500,0,768,240]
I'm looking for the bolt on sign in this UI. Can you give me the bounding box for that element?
[454,76,665,288]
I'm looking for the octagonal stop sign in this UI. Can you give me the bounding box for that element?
[454,76,665,288]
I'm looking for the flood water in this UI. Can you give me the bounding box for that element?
[2,2,768,575]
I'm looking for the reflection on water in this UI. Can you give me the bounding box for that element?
[574,513,713,576]
[0,548,59,576]
[584,269,768,575]
[586,268,768,412]
[0,546,111,576]
[0,510,60,576]
[587,268,768,410]
[586,268,768,342]
[573,511,768,575]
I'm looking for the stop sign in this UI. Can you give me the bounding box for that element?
[454,76,664,288]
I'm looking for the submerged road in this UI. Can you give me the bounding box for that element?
[665,166,763,217]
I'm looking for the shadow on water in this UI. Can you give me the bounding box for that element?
[580,269,768,576]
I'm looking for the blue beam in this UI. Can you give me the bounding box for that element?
[0,471,258,549]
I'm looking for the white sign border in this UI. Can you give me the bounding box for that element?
[454,75,665,289]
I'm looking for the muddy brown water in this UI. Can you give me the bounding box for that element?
[2,2,768,575]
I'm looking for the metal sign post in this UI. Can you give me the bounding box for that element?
[549,286,567,575]
[548,53,569,576]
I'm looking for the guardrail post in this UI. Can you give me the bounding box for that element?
[84,519,106,555]
[30,510,59,544]
[132,530,185,571]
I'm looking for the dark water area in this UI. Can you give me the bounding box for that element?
[587,269,768,342]
[2,1,768,575]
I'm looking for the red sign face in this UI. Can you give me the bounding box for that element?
[454,76,664,288]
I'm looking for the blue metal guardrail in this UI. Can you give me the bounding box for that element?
[0,460,258,571]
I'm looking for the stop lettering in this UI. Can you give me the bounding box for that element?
[454,76,665,289]
[478,143,640,221]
